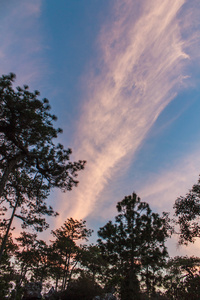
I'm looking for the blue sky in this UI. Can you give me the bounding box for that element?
[1,0,200,256]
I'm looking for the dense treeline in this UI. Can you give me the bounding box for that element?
[0,74,200,299]
[1,196,200,299]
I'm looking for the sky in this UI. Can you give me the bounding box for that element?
[1,0,200,257]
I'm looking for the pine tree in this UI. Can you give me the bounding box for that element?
[49,218,93,291]
[98,193,170,299]
[174,176,200,244]
[0,73,86,261]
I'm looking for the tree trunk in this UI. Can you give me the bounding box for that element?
[62,254,70,291]
[0,195,19,262]
[55,277,59,292]
[0,153,24,198]
[67,261,78,289]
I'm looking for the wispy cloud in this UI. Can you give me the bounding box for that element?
[58,0,199,221]
[0,0,43,86]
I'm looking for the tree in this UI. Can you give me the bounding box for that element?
[164,256,200,299]
[49,218,93,291]
[0,231,17,299]
[174,176,200,244]
[97,193,170,300]
[0,73,86,261]
[80,244,108,285]
[15,232,49,281]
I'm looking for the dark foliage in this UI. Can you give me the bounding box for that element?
[98,193,170,299]
[174,176,200,244]
[0,73,85,260]
[164,256,200,299]
[60,275,103,300]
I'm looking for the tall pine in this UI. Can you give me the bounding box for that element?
[98,193,170,299]
[0,73,85,260]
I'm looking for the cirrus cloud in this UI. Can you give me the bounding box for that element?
[56,0,200,222]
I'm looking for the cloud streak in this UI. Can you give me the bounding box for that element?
[59,0,199,220]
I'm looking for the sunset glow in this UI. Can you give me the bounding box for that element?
[1,0,200,257]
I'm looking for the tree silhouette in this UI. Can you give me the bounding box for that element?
[80,244,108,285]
[98,193,170,299]
[49,218,93,291]
[0,73,86,261]
[164,256,200,299]
[174,176,200,244]
[0,231,17,298]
